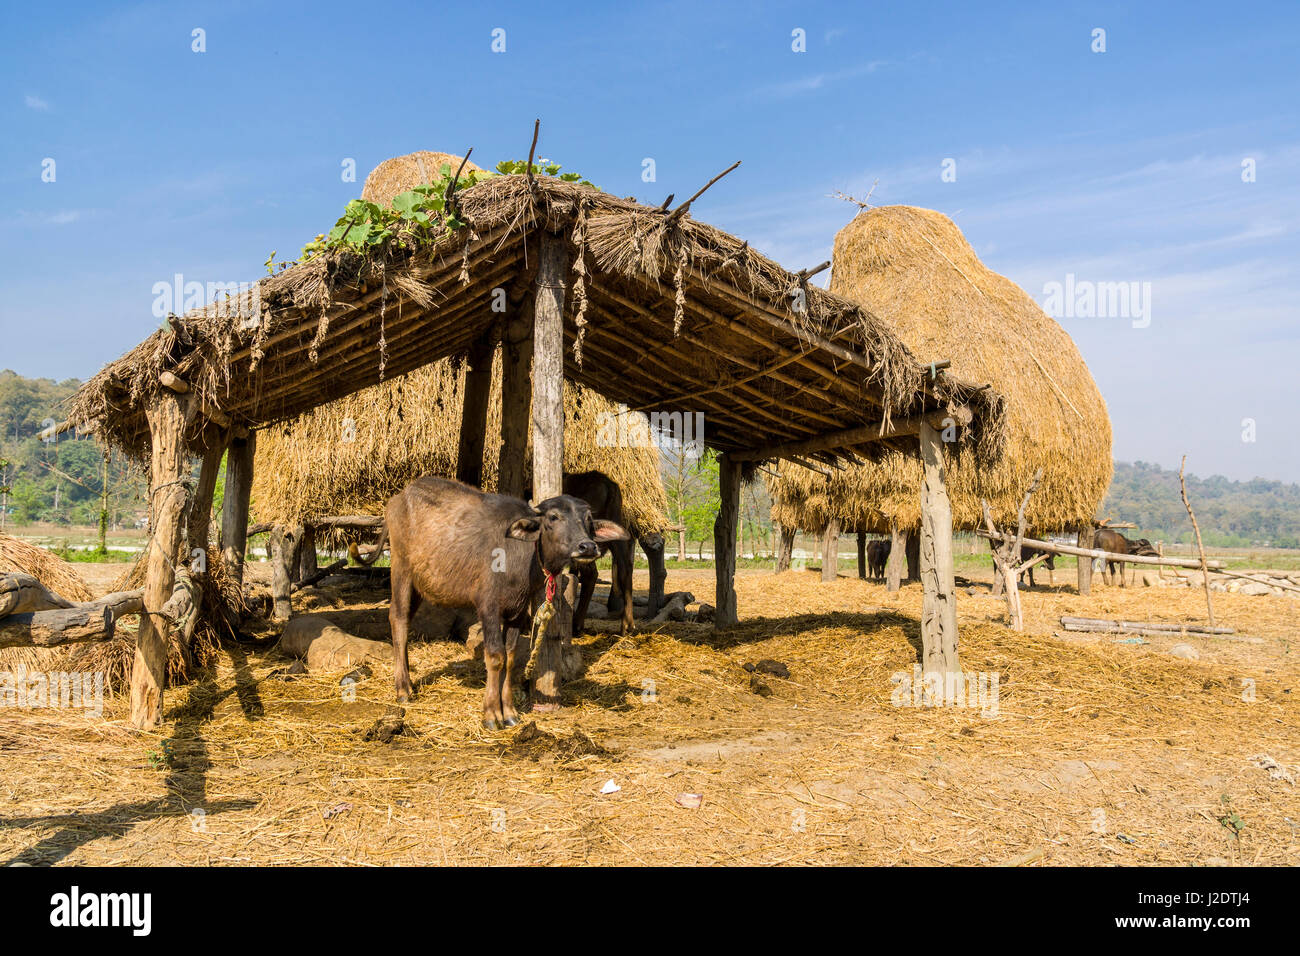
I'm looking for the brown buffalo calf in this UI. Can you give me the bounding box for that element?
[358,477,628,729]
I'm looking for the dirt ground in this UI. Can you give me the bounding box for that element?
[1,563,1297,866]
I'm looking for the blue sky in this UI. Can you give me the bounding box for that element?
[2,1,1297,481]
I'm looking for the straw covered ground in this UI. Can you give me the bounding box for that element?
[1,565,1296,866]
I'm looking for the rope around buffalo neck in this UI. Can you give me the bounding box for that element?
[523,570,559,681]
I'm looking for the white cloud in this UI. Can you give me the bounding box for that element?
[24,94,50,111]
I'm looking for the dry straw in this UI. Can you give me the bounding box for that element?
[770,206,1111,535]
[0,532,94,673]
[250,355,672,539]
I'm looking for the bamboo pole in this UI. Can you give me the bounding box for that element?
[1180,455,1215,627]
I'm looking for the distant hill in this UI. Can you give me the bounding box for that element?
[1102,461,1300,548]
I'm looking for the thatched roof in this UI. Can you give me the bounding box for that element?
[251,353,672,535]
[67,170,1005,475]
[769,205,1111,534]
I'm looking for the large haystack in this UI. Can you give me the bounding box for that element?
[251,352,672,537]
[770,206,1111,534]
[360,150,485,204]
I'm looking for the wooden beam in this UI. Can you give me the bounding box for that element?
[131,391,189,729]
[918,420,959,675]
[1,591,145,649]
[731,406,973,462]
[530,232,569,709]
[976,531,1226,570]
[456,330,496,488]
[220,432,256,587]
[713,452,740,627]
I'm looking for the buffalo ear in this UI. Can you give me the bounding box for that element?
[507,516,542,541]
[591,519,630,542]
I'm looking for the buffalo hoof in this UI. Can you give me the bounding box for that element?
[502,715,519,727]
[482,718,501,731]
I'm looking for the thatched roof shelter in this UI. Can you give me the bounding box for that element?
[251,357,672,536]
[67,178,1002,464]
[62,140,1007,727]
[769,205,1111,537]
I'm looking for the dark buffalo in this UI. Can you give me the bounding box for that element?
[357,477,628,728]
[1093,529,1155,586]
[563,470,633,635]
[866,539,890,579]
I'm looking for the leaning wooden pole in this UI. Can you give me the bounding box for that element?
[131,392,190,729]
[713,453,740,627]
[189,438,225,558]
[529,233,571,709]
[918,421,959,676]
[1180,455,1215,627]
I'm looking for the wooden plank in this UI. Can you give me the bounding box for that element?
[919,421,959,675]
[713,452,740,627]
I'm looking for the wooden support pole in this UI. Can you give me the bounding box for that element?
[821,517,840,582]
[457,331,496,488]
[499,304,533,499]
[220,432,256,587]
[856,531,867,580]
[776,524,795,573]
[269,524,299,622]
[1077,527,1094,595]
[713,452,740,627]
[919,421,959,675]
[885,522,903,593]
[130,392,189,729]
[1180,455,1215,627]
[640,532,667,618]
[296,525,318,583]
[189,439,225,558]
[905,531,920,582]
[530,233,570,709]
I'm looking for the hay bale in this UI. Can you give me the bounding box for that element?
[360,151,484,206]
[252,353,672,541]
[770,205,1111,534]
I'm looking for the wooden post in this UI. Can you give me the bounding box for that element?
[905,531,920,582]
[1180,455,1215,627]
[499,303,533,499]
[296,525,318,583]
[457,331,496,488]
[130,392,190,729]
[821,517,840,582]
[269,524,299,622]
[856,531,867,579]
[1077,526,1094,596]
[713,452,740,627]
[776,524,795,573]
[885,522,904,593]
[189,439,225,557]
[529,233,570,709]
[918,421,959,676]
[220,432,256,587]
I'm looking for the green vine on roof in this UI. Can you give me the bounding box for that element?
[280,159,596,272]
